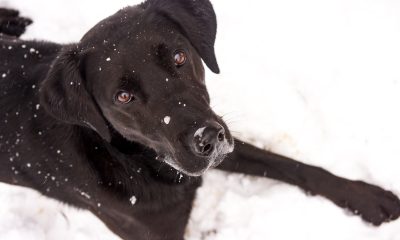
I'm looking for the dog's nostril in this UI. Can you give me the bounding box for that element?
[217,131,225,142]
[203,143,212,154]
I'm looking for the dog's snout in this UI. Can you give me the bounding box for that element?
[192,123,226,157]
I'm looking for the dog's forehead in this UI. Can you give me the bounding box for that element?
[83,18,191,70]
[82,7,206,95]
[82,5,185,50]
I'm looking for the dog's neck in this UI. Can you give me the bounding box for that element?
[78,126,200,186]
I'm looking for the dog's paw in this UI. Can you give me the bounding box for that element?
[334,180,400,226]
[0,8,32,37]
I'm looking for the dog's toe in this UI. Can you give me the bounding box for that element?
[343,181,400,226]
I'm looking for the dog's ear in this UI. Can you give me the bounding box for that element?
[149,0,220,73]
[40,47,111,142]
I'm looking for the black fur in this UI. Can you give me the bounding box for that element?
[0,8,32,37]
[0,1,399,239]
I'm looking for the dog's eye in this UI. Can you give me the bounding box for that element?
[174,50,187,66]
[115,91,134,104]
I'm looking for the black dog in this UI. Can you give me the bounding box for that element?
[0,1,399,239]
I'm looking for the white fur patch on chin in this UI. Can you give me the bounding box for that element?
[161,155,210,177]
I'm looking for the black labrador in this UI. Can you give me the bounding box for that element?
[0,1,399,239]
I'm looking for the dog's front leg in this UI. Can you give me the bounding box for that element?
[217,139,400,226]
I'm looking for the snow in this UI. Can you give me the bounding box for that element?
[163,116,171,125]
[74,189,91,200]
[0,183,118,240]
[129,196,137,206]
[0,0,400,239]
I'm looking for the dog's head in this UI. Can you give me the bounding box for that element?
[40,0,234,176]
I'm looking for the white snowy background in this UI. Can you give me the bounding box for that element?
[0,0,400,239]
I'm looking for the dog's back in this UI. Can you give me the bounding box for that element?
[0,11,62,186]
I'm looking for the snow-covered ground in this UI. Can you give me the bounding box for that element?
[1,0,400,239]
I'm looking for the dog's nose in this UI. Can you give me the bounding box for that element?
[192,123,226,157]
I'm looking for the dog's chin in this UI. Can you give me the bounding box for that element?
[154,139,235,177]
[157,152,229,177]
[161,158,213,177]
[112,129,235,176]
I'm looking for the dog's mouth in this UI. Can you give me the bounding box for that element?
[109,124,234,177]
[152,122,235,176]
[156,137,234,176]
